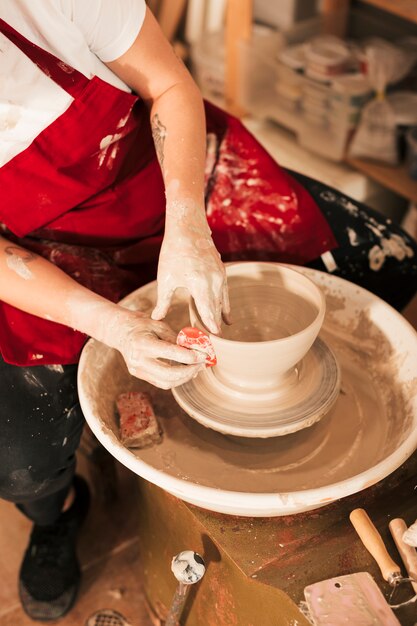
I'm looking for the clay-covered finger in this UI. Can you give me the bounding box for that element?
[151,320,178,344]
[151,283,175,321]
[210,278,224,332]
[142,360,204,388]
[147,337,207,364]
[190,283,219,334]
[221,281,232,326]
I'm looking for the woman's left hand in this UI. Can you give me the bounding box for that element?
[152,209,230,334]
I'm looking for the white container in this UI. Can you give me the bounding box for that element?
[303,83,330,108]
[279,43,307,70]
[304,36,352,81]
[275,81,302,111]
[331,74,372,108]
[304,95,329,116]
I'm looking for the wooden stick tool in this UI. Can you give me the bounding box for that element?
[350,508,417,608]
[389,518,417,595]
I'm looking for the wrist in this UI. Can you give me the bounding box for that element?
[95,306,146,351]
[64,290,137,349]
[72,299,122,346]
[92,303,128,349]
[165,200,211,237]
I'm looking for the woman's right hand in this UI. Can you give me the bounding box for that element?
[101,309,206,389]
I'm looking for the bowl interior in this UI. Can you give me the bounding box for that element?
[221,277,320,343]
[191,263,325,345]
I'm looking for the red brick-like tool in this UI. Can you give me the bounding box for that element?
[116,391,162,448]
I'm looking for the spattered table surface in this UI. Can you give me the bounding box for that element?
[137,452,417,626]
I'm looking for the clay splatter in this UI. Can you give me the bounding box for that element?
[346,227,359,246]
[206,133,302,254]
[98,111,132,169]
[5,246,35,280]
[368,234,414,271]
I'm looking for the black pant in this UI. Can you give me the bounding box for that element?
[291,171,417,311]
[0,358,84,526]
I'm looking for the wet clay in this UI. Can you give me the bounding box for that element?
[220,284,318,342]
[189,264,326,397]
[128,346,389,491]
[172,337,341,438]
[79,271,417,501]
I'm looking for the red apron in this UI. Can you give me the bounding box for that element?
[0,19,336,366]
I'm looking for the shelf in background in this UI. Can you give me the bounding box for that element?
[358,0,417,24]
[346,157,417,204]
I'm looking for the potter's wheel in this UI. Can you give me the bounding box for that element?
[78,266,417,517]
[172,338,340,437]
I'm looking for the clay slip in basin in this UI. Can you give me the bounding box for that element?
[77,268,417,516]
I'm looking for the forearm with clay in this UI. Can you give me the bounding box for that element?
[0,236,205,387]
[149,83,230,334]
[105,8,230,334]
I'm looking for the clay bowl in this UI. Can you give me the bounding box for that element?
[190,262,326,392]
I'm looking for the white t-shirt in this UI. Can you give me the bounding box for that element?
[0,0,147,167]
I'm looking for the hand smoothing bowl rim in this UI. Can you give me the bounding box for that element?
[77,265,417,517]
[190,262,326,346]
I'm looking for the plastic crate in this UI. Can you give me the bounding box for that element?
[238,30,374,161]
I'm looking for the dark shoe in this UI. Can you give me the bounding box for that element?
[19,476,90,621]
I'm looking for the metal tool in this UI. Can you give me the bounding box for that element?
[389,518,417,595]
[304,572,401,625]
[350,508,417,608]
[85,609,133,626]
[165,551,205,626]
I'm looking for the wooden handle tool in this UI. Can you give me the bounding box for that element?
[350,508,402,585]
[389,518,417,595]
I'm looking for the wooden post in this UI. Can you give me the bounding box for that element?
[225,0,253,116]
[147,0,161,17]
[158,0,188,42]
[321,0,350,37]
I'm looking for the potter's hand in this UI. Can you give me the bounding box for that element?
[152,205,230,334]
[102,310,206,389]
